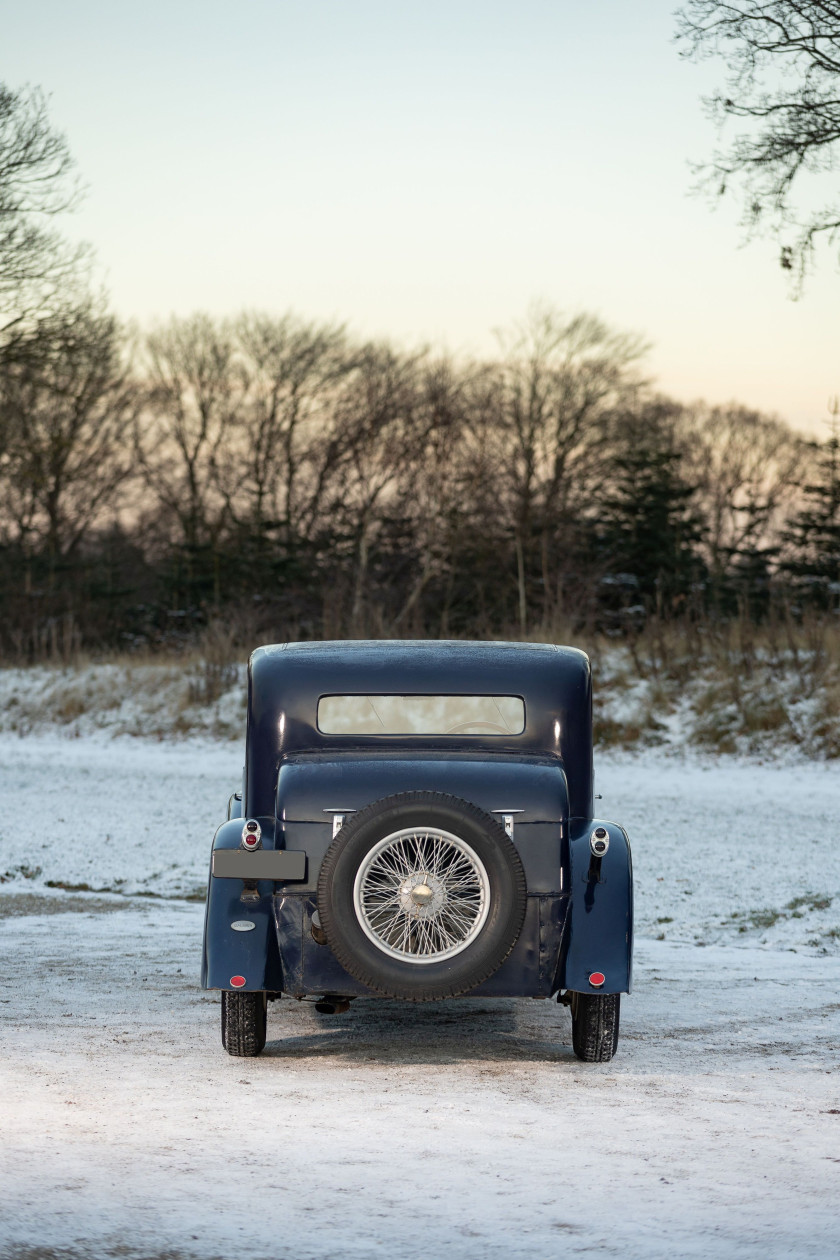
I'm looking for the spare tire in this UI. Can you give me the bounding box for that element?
[316,791,527,1001]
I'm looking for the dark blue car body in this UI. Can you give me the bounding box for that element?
[201,640,633,1057]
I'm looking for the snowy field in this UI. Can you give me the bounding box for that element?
[1,734,839,1258]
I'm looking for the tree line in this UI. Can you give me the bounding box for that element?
[1,79,839,658]
[1,297,838,658]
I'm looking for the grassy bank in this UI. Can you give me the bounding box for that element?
[1,619,839,757]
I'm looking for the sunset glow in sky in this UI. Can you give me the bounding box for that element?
[5,0,839,431]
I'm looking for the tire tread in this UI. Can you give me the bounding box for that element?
[221,990,267,1056]
[571,992,620,1062]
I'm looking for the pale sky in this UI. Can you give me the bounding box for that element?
[4,0,838,431]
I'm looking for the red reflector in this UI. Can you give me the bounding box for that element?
[230,976,246,988]
[589,971,606,988]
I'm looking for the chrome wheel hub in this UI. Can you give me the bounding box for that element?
[353,827,490,964]
[399,872,445,915]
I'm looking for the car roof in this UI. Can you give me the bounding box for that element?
[252,639,586,689]
[244,641,594,819]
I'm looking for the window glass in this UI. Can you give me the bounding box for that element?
[317,694,525,736]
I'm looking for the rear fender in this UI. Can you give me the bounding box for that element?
[555,818,633,995]
[200,817,283,992]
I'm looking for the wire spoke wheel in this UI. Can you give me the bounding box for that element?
[353,827,490,964]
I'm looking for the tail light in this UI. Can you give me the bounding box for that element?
[589,971,606,988]
[241,819,261,850]
[590,827,609,857]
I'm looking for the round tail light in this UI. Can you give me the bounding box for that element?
[590,827,610,857]
[589,971,606,988]
[241,819,262,849]
[230,975,246,988]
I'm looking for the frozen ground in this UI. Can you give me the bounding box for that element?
[2,735,838,951]
[0,735,839,1258]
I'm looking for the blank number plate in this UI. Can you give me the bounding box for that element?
[212,850,307,881]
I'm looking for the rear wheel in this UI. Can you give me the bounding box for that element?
[221,990,267,1057]
[570,991,620,1062]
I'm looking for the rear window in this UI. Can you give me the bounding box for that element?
[317,694,525,736]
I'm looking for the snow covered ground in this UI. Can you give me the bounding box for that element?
[2,735,838,952]
[1,734,839,1258]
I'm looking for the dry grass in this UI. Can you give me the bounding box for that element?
[1,613,839,755]
[0,654,247,741]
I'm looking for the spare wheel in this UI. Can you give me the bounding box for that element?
[316,791,527,1001]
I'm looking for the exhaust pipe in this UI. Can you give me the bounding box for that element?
[310,909,328,946]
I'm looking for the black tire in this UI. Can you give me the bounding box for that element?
[570,991,620,1062]
[317,791,527,1002]
[221,990,267,1057]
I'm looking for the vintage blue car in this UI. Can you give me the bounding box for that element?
[201,640,633,1061]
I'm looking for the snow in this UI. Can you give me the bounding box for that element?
[1,734,839,1257]
[0,735,238,900]
[3,735,838,953]
[601,753,840,953]
[0,662,248,741]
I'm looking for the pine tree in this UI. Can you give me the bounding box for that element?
[780,407,840,612]
[596,416,706,619]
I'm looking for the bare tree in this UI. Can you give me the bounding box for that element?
[325,342,432,635]
[221,311,351,548]
[0,299,138,578]
[676,2,840,278]
[0,83,88,342]
[139,314,241,600]
[388,356,483,633]
[492,305,647,631]
[676,401,808,577]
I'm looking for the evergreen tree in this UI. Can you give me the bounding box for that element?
[780,413,840,612]
[596,414,706,619]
